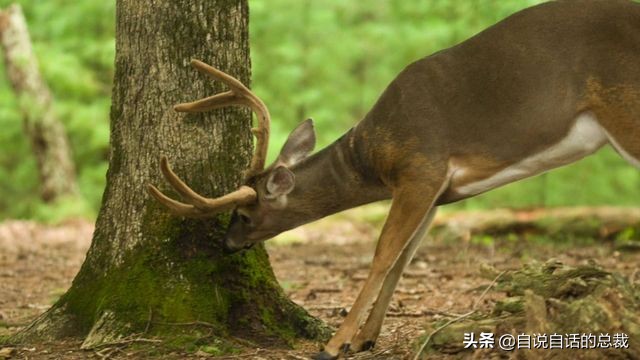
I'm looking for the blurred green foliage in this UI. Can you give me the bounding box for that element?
[0,0,113,220]
[0,0,638,221]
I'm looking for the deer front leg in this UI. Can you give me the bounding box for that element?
[350,208,437,353]
[314,176,448,360]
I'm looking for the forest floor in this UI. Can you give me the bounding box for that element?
[0,205,639,359]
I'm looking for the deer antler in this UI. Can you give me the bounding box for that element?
[174,59,270,177]
[147,59,271,217]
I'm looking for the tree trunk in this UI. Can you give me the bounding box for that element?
[0,4,78,203]
[13,0,327,351]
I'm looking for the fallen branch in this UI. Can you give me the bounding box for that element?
[95,346,120,360]
[386,308,463,318]
[87,335,162,350]
[152,320,216,328]
[432,207,640,241]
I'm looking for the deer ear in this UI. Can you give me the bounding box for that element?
[265,166,295,198]
[277,118,316,167]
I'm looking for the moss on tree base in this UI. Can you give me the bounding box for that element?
[12,227,330,352]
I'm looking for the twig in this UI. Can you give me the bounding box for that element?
[153,320,216,328]
[412,310,475,360]
[386,311,427,318]
[194,328,215,344]
[213,348,264,359]
[392,322,413,352]
[144,307,153,334]
[230,335,258,348]
[472,270,505,309]
[412,270,506,360]
[306,305,344,311]
[395,288,425,295]
[90,336,162,350]
[350,274,368,281]
[95,347,116,359]
[422,308,464,318]
[308,288,341,293]
[387,308,464,318]
[287,353,309,360]
[402,271,431,278]
[352,347,393,359]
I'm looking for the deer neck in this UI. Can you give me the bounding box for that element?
[287,129,390,221]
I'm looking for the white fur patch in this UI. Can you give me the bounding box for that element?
[452,112,609,196]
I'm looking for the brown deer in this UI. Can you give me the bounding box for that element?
[148,1,640,358]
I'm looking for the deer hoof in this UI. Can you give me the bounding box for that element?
[312,343,349,360]
[311,351,338,360]
[359,340,376,351]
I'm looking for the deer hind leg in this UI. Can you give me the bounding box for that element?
[313,175,448,360]
[599,109,640,169]
[350,208,437,353]
[589,83,640,169]
[602,121,640,169]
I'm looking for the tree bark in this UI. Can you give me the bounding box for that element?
[13,0,327,350]
[0,4,78,202]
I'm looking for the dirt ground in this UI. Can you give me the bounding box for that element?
[1,205,639,359]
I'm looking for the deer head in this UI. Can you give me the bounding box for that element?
[147,60,316,253]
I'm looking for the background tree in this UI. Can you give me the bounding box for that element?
[0,4,78,203]
[14,0,326,349]
[1,0,638,220]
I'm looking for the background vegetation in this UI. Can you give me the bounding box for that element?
[1,0,638,221]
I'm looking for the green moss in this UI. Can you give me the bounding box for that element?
[278,299,332,342]
[200,345,223,356]
[16,185,326,351]
[110,330,241,356]
[496,260,610,298]
[616,227,637,241]
[418,261,640,358]
[163,332,214,352]
[493,297,524,315]
[471,235,495,247]
[0,321,10,345]
[260,307,296,346]
[58,237,232,339]
[48,213,327,353]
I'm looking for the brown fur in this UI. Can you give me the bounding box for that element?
[310,1,640,357]
[583,79,640,159]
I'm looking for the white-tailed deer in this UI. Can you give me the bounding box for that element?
[149,1,640,358]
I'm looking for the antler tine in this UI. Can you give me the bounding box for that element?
[146,156,257,218]
[174,59,270,177]
[146,184,207,218]
[191,59,252,95]
[159,156,221,209]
